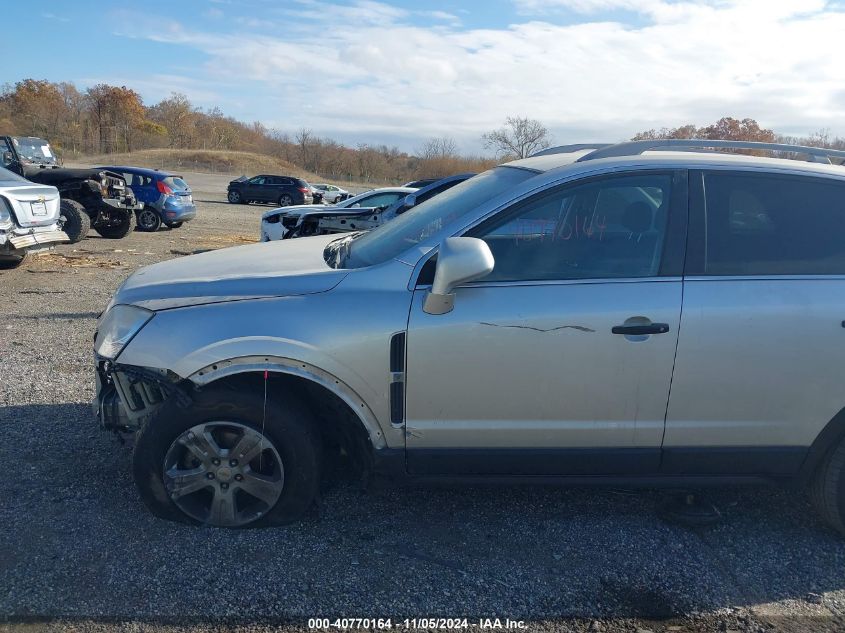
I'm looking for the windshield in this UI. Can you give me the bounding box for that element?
[13,137,57,165]
[343,167,535,268]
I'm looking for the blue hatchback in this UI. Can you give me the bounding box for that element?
[101,166,197,232]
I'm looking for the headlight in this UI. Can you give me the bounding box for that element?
[0,198,13,229]
[94,304,154,359]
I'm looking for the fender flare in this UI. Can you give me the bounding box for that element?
[188,355,387,449]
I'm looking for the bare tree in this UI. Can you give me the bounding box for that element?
[482,116,550,159]
[418,137,458,161]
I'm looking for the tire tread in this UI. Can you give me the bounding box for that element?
[810,440,845,535]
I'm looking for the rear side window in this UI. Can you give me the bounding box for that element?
[123,172,152,188]
[163,177,188,191]
[698,172,845,275]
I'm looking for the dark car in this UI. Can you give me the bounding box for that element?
[227,175,313,206]
[402,178,439,188]
[101,166,196,232]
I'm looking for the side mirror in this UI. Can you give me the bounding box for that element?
[1,151,12,166]
[423,237,494,315]
[396,193,417,215]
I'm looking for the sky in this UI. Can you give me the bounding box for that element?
[6,0,845,153]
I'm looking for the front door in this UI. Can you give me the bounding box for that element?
[404,170,688,476]
[246,176,266,201]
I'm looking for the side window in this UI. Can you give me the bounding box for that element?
[0,139,12,166]
[468,173,673,282]
[362,192,402,207]
[699,172,845,275]
[249,176,265,185]
[123,173,150,188]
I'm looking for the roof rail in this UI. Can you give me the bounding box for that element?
[575,139,845,164]
[531,144,612,157]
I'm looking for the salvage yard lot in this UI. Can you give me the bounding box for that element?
[2,172,845,632]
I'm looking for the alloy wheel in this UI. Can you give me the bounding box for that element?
[163,421,284,527]
[139,209,158,230]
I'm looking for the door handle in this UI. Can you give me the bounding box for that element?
[612,323,670,335]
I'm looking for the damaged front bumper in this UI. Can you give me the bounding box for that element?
[93,358,192,432]
[101,196,144,212]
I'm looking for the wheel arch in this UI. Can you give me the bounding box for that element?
[189,355,387,452]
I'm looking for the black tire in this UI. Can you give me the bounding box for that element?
[228,190,246,204]
[136,208,162,232]
[165,221,183,229]
[95,210,136,239]
[278,194,294,207]
[58,199,90,244]
[810,438,845,536]
[132,385,320,528]
[0,250,26,269]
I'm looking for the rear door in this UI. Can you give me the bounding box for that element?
[664,170,845,476]
[122,172,154,206]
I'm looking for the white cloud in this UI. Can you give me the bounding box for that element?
[118,0,845,149]
[41,12,70,22]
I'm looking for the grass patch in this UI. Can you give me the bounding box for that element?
[81,149,321,180]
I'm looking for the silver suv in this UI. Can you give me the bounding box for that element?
[93,139,845,532]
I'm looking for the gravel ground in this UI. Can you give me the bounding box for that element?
[2,172,845,632]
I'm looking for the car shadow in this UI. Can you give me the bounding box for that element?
[2,402,845,625]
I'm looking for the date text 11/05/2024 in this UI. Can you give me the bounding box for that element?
[308,618,527,630]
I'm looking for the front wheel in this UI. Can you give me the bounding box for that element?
[810,437,845,536]
[132,386,320,528]
[136,208,162,232]
[95,210,136,239]
[228,190,245,204]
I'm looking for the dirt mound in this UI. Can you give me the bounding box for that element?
[81,149,318,180]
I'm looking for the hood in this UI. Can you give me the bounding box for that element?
[114,234,348,310]
[22,165,119,185]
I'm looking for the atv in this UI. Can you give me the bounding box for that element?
[0,136,143,243]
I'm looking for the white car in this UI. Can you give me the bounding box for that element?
[260,186,417,242]
[0,166,67,269]
[311,183,350,203]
